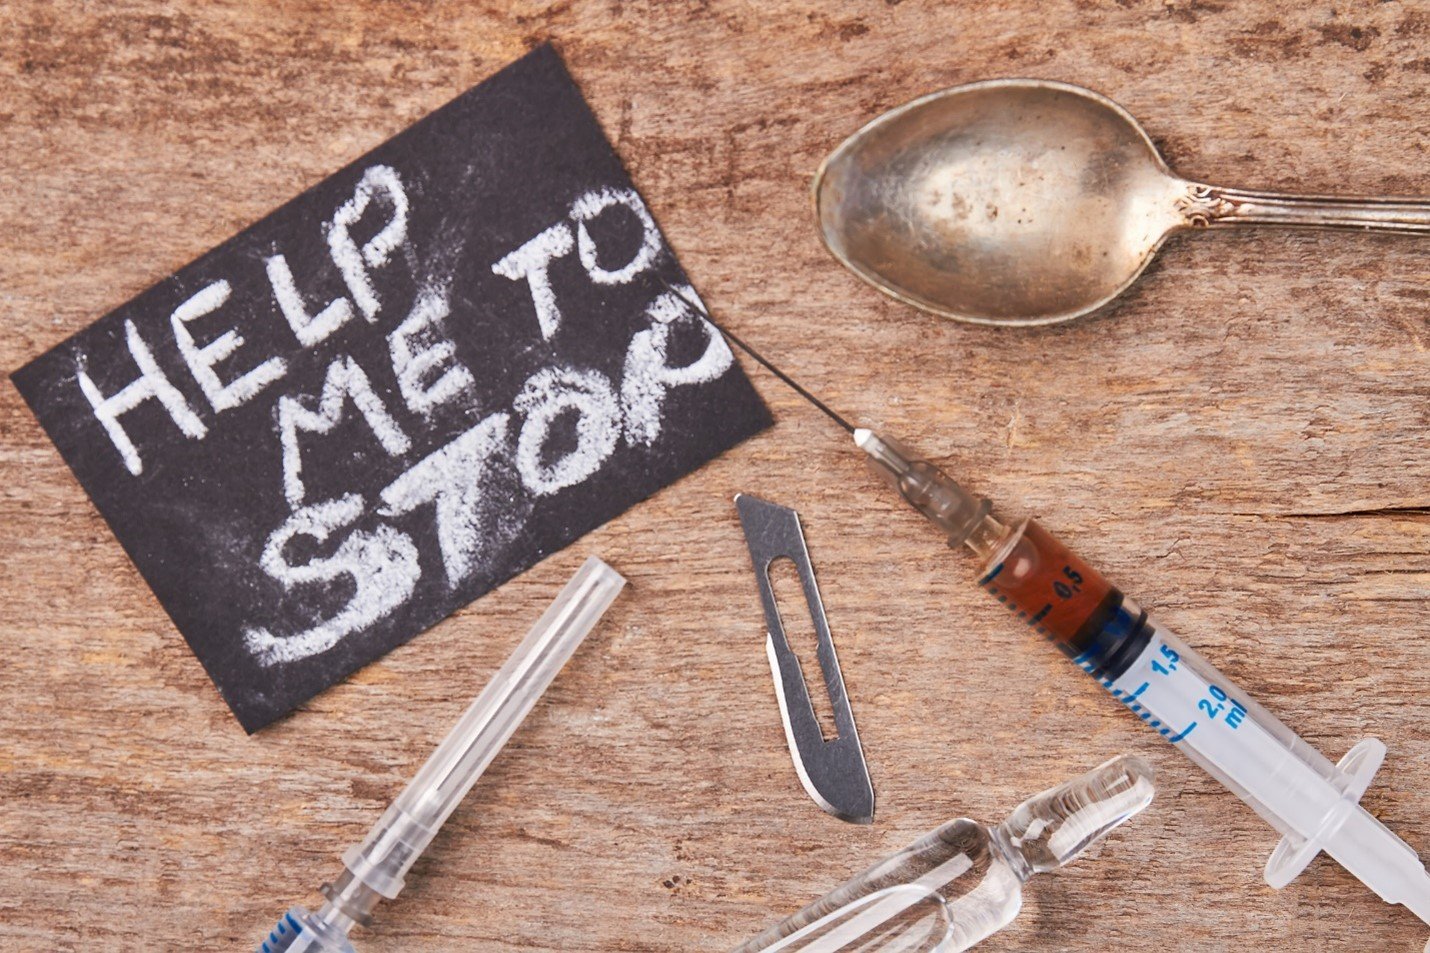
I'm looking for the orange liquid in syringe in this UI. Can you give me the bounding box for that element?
[979,520,1150,680]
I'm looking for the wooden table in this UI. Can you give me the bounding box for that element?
[2,2,1426,949]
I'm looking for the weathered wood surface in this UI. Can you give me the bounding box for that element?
[1,2,1427,950]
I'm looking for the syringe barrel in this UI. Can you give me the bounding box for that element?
[979,519,1360,846]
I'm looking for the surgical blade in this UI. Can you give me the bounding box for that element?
[735,493,874,824]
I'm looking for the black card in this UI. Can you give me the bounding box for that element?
[12,45,770,732]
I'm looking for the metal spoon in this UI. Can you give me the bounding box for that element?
[814,78,1430,326]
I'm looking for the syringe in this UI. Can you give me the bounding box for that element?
[855,428,1430,923]
[258,556,626,953]
[672,284,1430,928]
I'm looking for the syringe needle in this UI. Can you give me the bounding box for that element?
[659,280,856,435]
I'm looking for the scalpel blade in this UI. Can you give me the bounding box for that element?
[735,493,874,824]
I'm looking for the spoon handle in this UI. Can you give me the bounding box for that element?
[1176,183,1430,235]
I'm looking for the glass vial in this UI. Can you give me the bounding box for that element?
[734,754,1155,952]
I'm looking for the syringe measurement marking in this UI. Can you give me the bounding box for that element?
[1142,644,1199,740]
[1199,684,1248,728]
[1146,642,1247,731]
[979,532,1244,749]
[985,579,1056,643]
[1105,636,1256,748]
[982,564,1058,644]
[1072,642,1193,740]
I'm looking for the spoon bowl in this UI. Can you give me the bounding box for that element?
[815,79,1430,326]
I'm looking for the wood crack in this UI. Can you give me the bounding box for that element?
[1232,505,1430,520]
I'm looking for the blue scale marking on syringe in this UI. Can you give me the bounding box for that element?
[1072,644,1188,740]
[985,576,1057,643]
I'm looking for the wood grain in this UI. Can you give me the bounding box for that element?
[1,2,1426,950]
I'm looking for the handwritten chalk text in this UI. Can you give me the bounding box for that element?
[71,166,734,665]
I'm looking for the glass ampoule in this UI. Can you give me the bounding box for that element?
[735,754,1155,953]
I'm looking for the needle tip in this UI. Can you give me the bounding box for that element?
[657,278,858,436]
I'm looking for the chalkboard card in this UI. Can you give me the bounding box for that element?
[11,45,771,732]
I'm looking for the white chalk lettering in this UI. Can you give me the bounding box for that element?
[491,222,575,340]
[379,412,514,587]
[243,493,420,666]
[326,164,409,321]
[77,319,208,476]
[171,279,287,413]
[570,187,661,285]
[265,253,356,347]
[621,287,734,445]
[513,366,621,496]
[278,356,411,507]
[387,292,474,415]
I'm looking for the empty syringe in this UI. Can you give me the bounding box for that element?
[258,556,626,953]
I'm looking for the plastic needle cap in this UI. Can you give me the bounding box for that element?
[259,556,626,953]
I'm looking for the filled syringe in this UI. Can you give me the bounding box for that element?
[669,282,1430,929]
[855,428,1430,923]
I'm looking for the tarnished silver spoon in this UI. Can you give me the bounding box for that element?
[814,79,1430,326]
